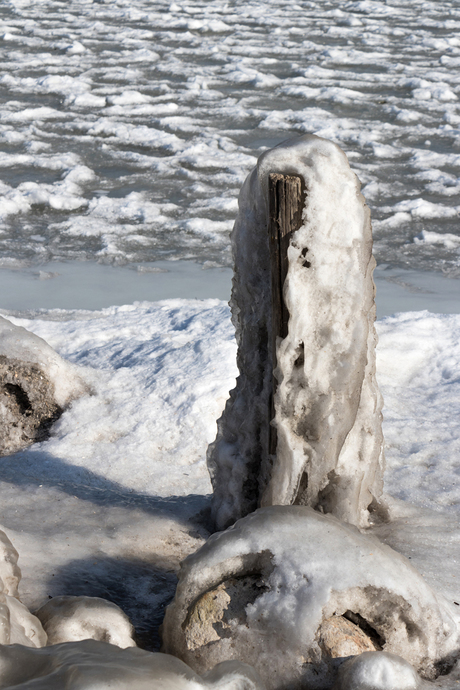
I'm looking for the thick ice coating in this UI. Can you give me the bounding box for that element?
[35,595,136,648]
[0,528,46,648]
[162,506,460,689]
[0,530,21,600]
[0,639,265,690]
[207,134,384,531]
[333,652,421,690]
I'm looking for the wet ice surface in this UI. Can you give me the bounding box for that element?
[1,258,460,318]
[1,0,460,277]
[0,260,233,310]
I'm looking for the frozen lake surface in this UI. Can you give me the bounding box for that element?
[1,0,460,290]
[1,260,460,317]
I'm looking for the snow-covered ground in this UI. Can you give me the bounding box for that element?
[0,300,236,649]
[2,301,460,674]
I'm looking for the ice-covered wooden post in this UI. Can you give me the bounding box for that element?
[207,134,385,531]
[268,172,305,459]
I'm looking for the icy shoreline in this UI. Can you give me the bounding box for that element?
[1,260,460,317]
[1,301,460,639]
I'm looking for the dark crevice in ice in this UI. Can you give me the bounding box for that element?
[4,383,32,416]
[294,342,305,368]
[301,247,311,268]
[342,610,385,650]
[293,471,309,505]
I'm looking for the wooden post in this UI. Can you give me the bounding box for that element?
[268,173,305,456]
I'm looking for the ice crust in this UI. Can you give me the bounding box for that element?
[208,135,384,530]
[163,506,460,687]
[0,529,46,649]
[334,652,421,690]
[0,639,264,690]
[35,595,137,648]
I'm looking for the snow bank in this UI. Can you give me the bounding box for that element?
[2,300,236,497]
[162,506,460,688]
[0,639,265,690]
[2,302,460,689]
[208,134,384,531]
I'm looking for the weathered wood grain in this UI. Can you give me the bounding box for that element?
[268,173,305,456]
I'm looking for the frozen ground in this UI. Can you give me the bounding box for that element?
[0,299,235,648]
[1,301,460,674]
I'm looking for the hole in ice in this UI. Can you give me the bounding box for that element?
[4,383,32,416]
[183,579,270,650]
[367,498,390,525]
[182,551,274,651]
[342,611,385,650]
[315,470,339,514]
[293,471,308,505]
[294,342,304,368]
[300,246,311,268]
[434,652,459,678]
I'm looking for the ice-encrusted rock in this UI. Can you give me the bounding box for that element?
[0,528,46,648]
[0,529,21,599]
[1,593,47,648]
[0,639,265,690]
[207,134,384,531]
[318,615,379,658]
[0,356,63,455]
[162,506,460,689]
[334,652,421,690]
[35,595,136,648]
[182,581,379,661]
[0,316,88,455]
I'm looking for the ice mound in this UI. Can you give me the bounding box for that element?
[0,316,88,455]
[208,134,384,532]
[0,639,265,690]
[162,506,460,689]
[0,529,46,648]
[334,652,420,690]
[35,595,136,648]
